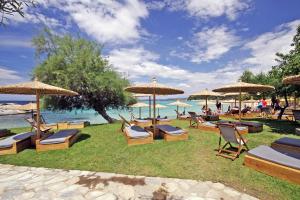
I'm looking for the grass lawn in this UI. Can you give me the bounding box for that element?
[0,119,299,199]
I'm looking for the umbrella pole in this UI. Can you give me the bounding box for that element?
[235,98,237,107]
[206,96,208,116]
[239,88,242,121]
[294,93,297,110]
[177,105,179,119]
[36,92,41,139]
[158,108,160,116]
[149,96,151,118]
[153,92,156,135]
[139,107,141,119]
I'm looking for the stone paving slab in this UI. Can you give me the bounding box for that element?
[0,164,258,200]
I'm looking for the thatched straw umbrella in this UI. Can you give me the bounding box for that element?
[155,104,167,116]
[189,89,222,116]
[213,82,274,121]
[169,100,191,118]
[133,93,152,118]
[129,102,149,119]
[283,74,300,109]
[125,78,183,133]
[0,79,78,139]
[283,74,300,85]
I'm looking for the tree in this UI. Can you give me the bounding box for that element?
[240,25,300,119]
[32,29,134,123]
[0,0,35,25]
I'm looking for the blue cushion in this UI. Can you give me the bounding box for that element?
[237,126,247,131]
[134,119,150,123]
[248,145,300,170]
[125,126,150,139]
[203,122,217,127]
[157,118,171,121]
[0,132,34,149]
[156,125,185,135]
[274,137,300,148]
[40,129,78,145]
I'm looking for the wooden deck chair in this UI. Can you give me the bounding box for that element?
[33,113,58,130]
[25,118,53,134]
[189,112,201,128]
[119,115,153,146]
[217,124,249,160]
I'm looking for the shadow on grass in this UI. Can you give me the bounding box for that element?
[77,133,91,143]
[242,118,298,135]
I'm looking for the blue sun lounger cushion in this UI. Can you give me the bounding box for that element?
[125,126,150,139]
[156,125,185,135]
[134,119,150,123]
[274,137,300,148]
[203,122,217,127]
[248,145,300,170]
[236,126,247,131]
[0,132,34,149]
[40,129,78,145]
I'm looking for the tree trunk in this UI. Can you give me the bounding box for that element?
[94,107,115,123]
[278,92,289,120]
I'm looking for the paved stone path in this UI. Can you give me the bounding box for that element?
[0,164,258,200]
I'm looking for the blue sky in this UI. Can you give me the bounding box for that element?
[0,0,300,100]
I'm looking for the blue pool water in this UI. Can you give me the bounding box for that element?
[0,100,230,129]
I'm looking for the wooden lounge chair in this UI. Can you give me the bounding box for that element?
[156,118,171,125]
[271,137,300,155]
[189,112,248,134]
[175,110,190,120]
[25,118,53,133]
[0,132,34,155]
[0,129,10,138]
[244,145,300,185]
[33,113,58,130]
[292,109,300,123]
[234,121,263,133]
[217,124,249,160]
[35,129,80,152]
[119,115,153,146]
[156,124,188,142]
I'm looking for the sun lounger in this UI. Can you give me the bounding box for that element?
[133,119,152,127]
[119,115,153,146]
[156,118,171,125]
[0,132,34,155]
[175,110,190,120]
[35,129,80,152]
[244,145,300,184]
[156,124,188,142]
[25,118,53,133]
[0,129,10,138]
[292,110,300,122]
[189,112,248,134]
[217,124,249,160]
[271,137,300,155]
[234,121,263,133]
[68,120,90,129]
[296,128,300,136]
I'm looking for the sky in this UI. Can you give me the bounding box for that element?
[0,0,300,100]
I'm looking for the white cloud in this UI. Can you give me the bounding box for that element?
[171,26,240,63]
[243,20,300,72]
[149,0,250,20]
[0,67,22,84]
[108,47,242,96]
[0,36,33,48]
[34,0,149,44]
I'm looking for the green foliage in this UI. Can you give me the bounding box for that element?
[240,25,300,98]
[32,28,134,123]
